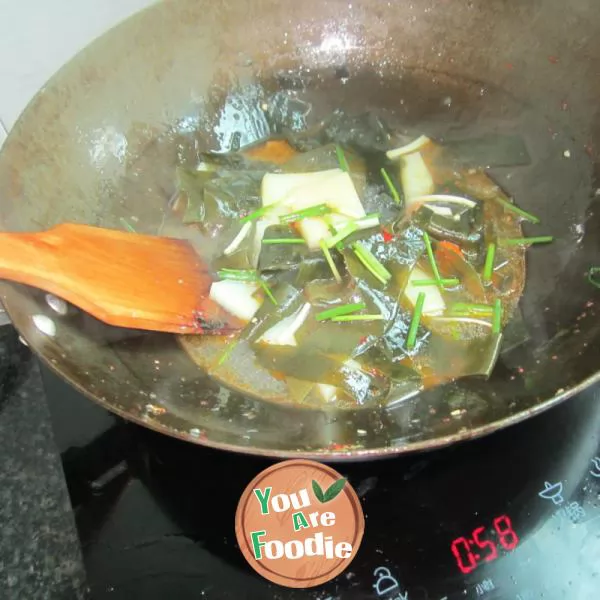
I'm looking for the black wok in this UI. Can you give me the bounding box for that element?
[0,0,598,459]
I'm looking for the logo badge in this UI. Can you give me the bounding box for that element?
[235,459,365,588]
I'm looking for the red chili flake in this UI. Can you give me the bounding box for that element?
[328,442,346,451]
[505,63,514,70]
[548,55,559,64]
[382,228,394,243]
[359,336,368,345]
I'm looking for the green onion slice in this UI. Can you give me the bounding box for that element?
[492,298,503,334]
[493,196,540,224]
[217,268,258,281]
[449,302,494,317]
[325,222,358,248]
[422,231,442,283]
[380,167,401,204]
[352,242,392,285]
[336,145,350,172]
[217,336,239,366]
[499,236,554,246]
[406,292,426,350]
[120,217,136,233]
[316,303,366,322]
[332,314,384,322]
[280,204,331,223]
[259,280,278,305]
[320,240,342,283]
[262,238,306,245]
[483,242,496,283]
[241,204,277,224]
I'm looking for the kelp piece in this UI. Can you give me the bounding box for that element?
[258,225,308,273]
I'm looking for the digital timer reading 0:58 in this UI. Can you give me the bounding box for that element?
[450,515,519,574]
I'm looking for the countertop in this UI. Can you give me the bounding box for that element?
[0,327,87,599]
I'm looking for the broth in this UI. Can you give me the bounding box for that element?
[166,108,537,409]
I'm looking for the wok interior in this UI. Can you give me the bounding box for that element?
[0,0,598,456]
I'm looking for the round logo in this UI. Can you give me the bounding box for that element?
[235,459,365,588]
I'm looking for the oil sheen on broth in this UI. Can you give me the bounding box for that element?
[166,110,532,409]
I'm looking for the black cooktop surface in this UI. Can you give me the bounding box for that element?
[41,363,600,600]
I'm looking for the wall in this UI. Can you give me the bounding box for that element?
[0,0,156,146]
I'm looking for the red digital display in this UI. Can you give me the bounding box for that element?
[450,515,519,574]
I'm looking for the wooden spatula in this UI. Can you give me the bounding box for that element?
[0,222,244,335]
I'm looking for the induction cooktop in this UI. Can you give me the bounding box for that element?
[41,361,600,600]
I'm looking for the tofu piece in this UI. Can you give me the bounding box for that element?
[209,280,261,322]
[404,266,446,316]
[400,152,435,202]
[316,383,338,403]
[257,302,312,347]
[261,169,366,219]
[296,217,332,250]
[260,169,366,248]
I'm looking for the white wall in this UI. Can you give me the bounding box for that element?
[0,0,156,142]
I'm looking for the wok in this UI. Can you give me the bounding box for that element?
[0,0,599,459]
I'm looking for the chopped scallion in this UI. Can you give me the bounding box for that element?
[259,279,278,305]
[217,268,258,281]
[362,212,381,221]
[406,292,426,350]
[450,302,494,317]
[493,196,540,224]
[499,236,554,246]
[492,298,503,334]
[320,240,342,283]
[262,238,306,245]
[422,231,442,283]
[281,204,331,223]
[120,217,136,233]
[325,222,358,248]
[217,336,239,366]
[483,243,496,283]
[336,145,349,172]
[412,278,460,287]
[332,314,384,322]
[380,167,401,204]
[352,242,392,285]
[241,204,277,224]
[588,267,600,289]
[316,303,366,322]
[354,214,381,230]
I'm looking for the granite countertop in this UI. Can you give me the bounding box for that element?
[0,328,87,599]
